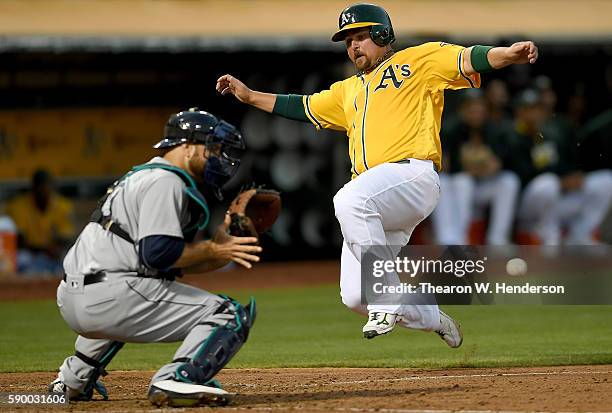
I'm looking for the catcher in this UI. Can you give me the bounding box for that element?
[48,109,279,407]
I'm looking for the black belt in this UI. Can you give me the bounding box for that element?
[63,271,178,285]
[395,158,439,173]
[63,272,108,285]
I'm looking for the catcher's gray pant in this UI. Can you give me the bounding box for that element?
[55,273,231,392]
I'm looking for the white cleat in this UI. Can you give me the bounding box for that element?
[47,372,101,401]
[148,379,232,407]
[435,310,463,348]
[363,311,398,339]
[48,376,79,399]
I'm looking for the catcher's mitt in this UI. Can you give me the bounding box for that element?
[227,187,281,238]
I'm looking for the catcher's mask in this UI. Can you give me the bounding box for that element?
[331,3,395,47]
[154,108,245,200]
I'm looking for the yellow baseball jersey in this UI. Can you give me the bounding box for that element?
[303,42,480,176]
[5,193,75,249]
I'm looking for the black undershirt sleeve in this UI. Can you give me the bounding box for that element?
[138,235,185,271]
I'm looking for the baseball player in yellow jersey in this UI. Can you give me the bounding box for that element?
[216,3,538,343]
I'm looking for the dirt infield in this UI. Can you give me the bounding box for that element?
[1,365,611,412]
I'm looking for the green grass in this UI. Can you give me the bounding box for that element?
[1,285,611,372]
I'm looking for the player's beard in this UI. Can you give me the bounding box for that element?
[187,154,206,184]
[353,54,370,71]
[355,49,395,75]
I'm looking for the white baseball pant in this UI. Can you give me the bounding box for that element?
[333,159,442,331]
[519,170,612,244]
[433,171,520,245]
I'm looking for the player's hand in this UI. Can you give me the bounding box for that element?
[211,213,262,269]
[506,41,538,64]
[216,74,252,104]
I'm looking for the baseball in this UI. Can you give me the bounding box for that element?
[506,258,528,276]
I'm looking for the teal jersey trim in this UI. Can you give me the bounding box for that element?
[471,45,495,74]
[132,163,210,231]
[273,94,309,122]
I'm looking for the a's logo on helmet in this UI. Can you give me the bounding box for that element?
[340,12,355,27]
[179,122,190,130]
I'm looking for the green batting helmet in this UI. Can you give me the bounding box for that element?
[331,3,395,46]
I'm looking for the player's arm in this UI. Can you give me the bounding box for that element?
[216,74,309,122]
[174,237,261,271]
[462,41,538,76]
[138,177,261,273]
[141,230,260,274]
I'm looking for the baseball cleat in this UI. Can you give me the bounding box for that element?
[148,379,232,407]
[363,311,398,339]
[435,310,463,348]
[48,375,79,399]
[48,372,109,401]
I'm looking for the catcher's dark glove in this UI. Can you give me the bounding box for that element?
[227,187,281,238]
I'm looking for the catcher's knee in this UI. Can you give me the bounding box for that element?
[175,296,256,385]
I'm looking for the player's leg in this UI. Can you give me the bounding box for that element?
[518,173,561,244]
[49,337,123,401]
[382,228,462,347]
[93,278,254,406]
[53,275,254,406]
[566,170,612,244]
[339,233,442,331]
[383,229,443,328]
[333,160,439,259]
[139,281,255,407]
[474,171,520,245]
[49,276,125,400]
[431,172,474,244]
[452,173,476,244]
[339,241,368,315]
[333,160,441,336]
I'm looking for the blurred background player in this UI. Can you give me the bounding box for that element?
[4,169,75,274]
[484,78,513,130]
[433,91,520,245]
[507,89,612,245]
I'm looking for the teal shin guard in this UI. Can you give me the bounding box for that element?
[175,297,256,385]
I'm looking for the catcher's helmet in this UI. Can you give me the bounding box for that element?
[154,108,244,151]
[331,3,395,46]
[154,108,245,199]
